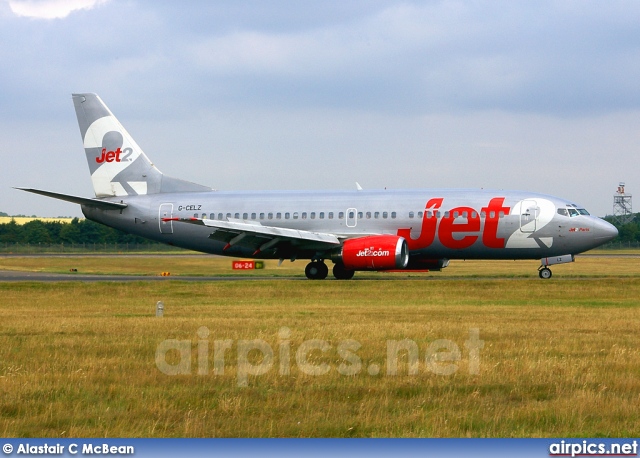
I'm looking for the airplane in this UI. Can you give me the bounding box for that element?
[18,93,618,280]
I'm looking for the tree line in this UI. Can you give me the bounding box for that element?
[0,218,156,245]
[605,214,640,244]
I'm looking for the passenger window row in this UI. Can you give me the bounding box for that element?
[190,210,506,220]
[408,211,506,219]
[192,211,400,220]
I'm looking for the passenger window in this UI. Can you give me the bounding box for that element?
[418,211,423,218]
[293,212,299,219]
[319,212,324,219]
[251,213,256,219]
[490,211,495,219]
[234,213,240,219]
[260,213,265,219]
[226,213,231,219]
[243,213,248,219]
[339,212,344,219]
[444,211,450,218]
[358,212,363,219]
[276,213,282,219]
[194,213,198,218]
[366,212,371,219]
[348,211,354,219]
[218,213,223,220]
[310,212,315,219]
[374,212,380,219]
[268,213,273,219]
[383,212,388,219]
[499,211,505,218]
[302,212,307,219]
[409,211,414,218]
[328,212,334,219]
[453,211,459,218]
[285,212,290,219]
[391,212,396,219]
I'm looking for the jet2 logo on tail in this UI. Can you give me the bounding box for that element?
[96,147,133,163]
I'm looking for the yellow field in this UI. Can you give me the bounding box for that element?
[0,255,639,437]
[0,216,75,225]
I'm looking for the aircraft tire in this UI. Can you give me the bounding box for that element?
[538,267,552,279]
[333,263,355,280]
[305,261,328,280]
[317,261,329,279]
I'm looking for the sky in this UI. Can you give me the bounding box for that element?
[1,0,640,217]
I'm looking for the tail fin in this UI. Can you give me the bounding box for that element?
[72,93,210,197]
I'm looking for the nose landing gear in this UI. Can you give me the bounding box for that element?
[538,254,574,279]
[538,266,552,279]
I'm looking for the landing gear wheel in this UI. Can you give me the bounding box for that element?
[538,267,552,279]
[333,263,355,280]
[305,261,328,280]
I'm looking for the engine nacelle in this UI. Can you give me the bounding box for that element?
[333,235,409,271]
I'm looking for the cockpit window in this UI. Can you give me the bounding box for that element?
[560,204,590,217]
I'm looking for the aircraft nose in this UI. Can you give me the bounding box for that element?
[592,218,618,243]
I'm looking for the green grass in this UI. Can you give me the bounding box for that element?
[0,272,639,437]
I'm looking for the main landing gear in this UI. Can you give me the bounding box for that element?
[304,261,355,280]
[305,260,329,280]
[332,262,355,280]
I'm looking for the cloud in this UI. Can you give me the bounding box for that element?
[1,1,639,217]
[182,2,640,116]
[7,0,108,19]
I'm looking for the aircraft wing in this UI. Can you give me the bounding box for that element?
[167,217,341,255]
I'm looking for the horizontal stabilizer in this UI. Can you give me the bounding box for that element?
[15,188,128,210]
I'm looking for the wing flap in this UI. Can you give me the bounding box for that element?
[167,217,341,253]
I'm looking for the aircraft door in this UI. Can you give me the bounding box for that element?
[519,200,538,233]
[159,203,174,234]
[346,208,357,227]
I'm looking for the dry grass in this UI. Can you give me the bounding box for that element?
[1,252,640,279]
[0,268,639,437]
[0,217,75,225]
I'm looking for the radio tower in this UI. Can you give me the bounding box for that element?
[613,182,633,225]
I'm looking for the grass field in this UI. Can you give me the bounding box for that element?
[0,216,75,225]
[1,252,640,278]
[0,255,639,437]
